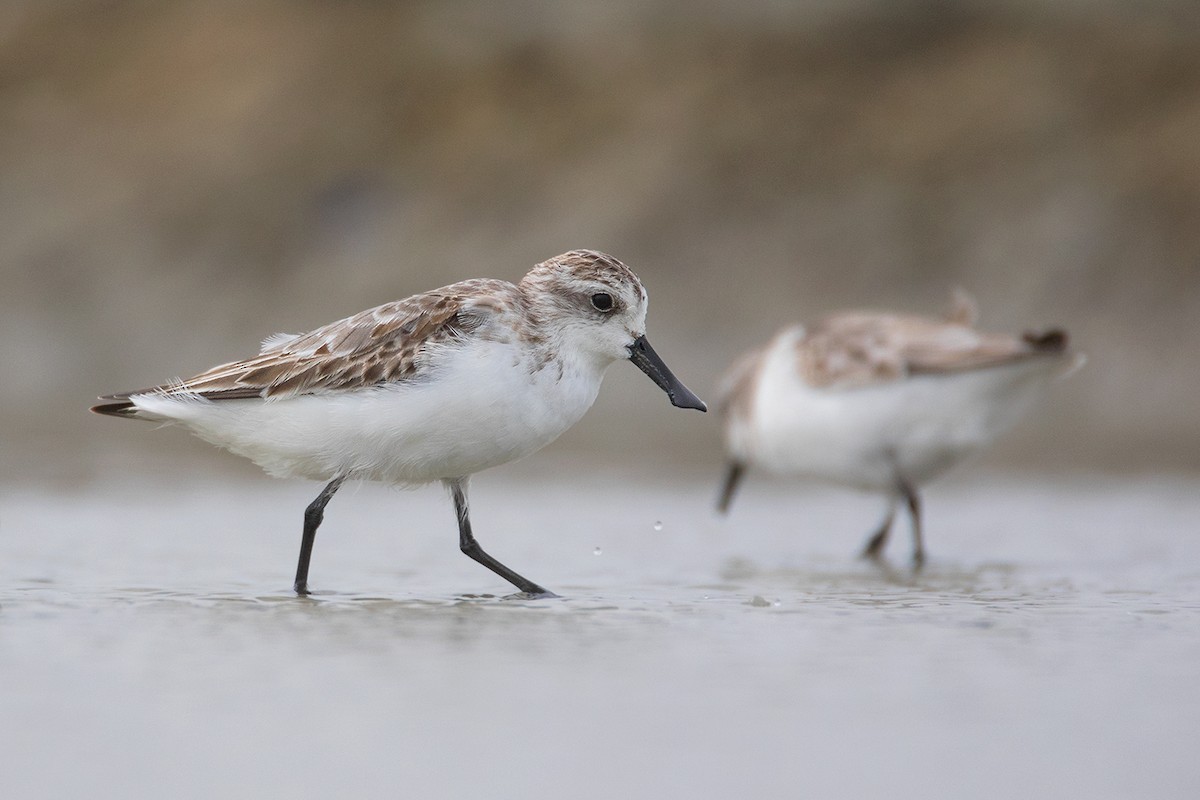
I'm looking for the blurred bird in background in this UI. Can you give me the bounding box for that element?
[716,292,1082,567]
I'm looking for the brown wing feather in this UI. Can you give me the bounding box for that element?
[799,311,1065,389]
[97,279,518,407]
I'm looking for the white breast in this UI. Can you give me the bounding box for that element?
[733,331,1067,491]
[130,339,605,483]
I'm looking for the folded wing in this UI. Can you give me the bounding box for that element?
[92,279,515,416]
[799,311,1068,390]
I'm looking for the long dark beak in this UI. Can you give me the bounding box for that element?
[628,335,707,411]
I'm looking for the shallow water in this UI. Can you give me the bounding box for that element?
[2,471,1198,799]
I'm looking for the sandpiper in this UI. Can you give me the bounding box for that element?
[93,250,706,596]
[715,292,1080,567]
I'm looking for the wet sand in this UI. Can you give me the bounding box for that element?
[2,471,1198,799]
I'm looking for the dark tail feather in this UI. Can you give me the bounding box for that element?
[90,396,138,418]
[1022,328,1068,353]
[716,461,746,514]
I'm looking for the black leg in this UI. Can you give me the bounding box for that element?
[716,461,746,514]
[447,479,552,596]
[861,501,897,561]
[899,479,925,569]
[294,476,345,595]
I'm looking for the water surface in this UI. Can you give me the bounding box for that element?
[2,472,1197,799]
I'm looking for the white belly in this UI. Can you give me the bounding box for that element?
[740,355,1066,491]
[130,341,604,483]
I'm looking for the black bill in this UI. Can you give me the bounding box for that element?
[627,335,707,412]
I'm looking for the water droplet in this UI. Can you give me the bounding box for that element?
[652,520,663,531]
[749,595,771,608]
[592,547,602,556]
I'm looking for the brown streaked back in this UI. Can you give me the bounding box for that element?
[91,278,525,416]
[796,310,1069,390]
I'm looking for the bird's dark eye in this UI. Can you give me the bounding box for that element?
[590,293,614,312]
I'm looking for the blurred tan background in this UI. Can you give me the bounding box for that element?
[2,0,1197,485]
